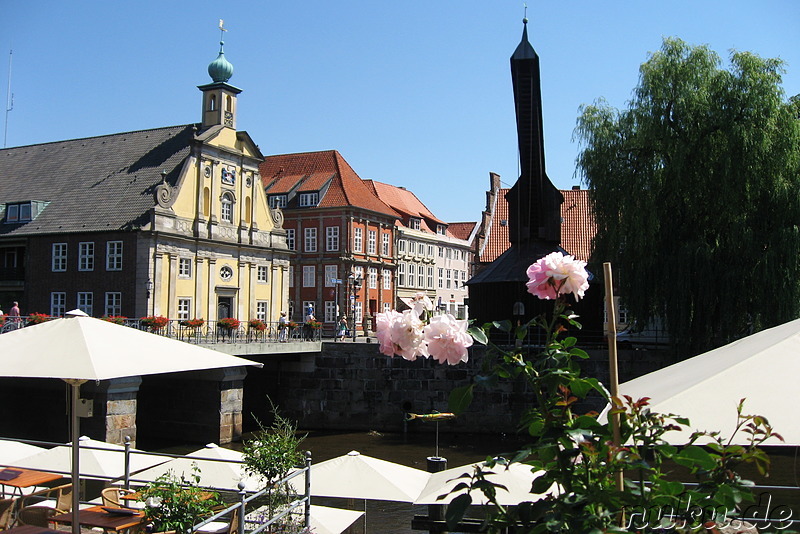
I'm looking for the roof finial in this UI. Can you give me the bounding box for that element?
[523,3,528,24]
[218,19,227,48]
[208,19,234,83]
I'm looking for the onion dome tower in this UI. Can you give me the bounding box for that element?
[198,24,242,131]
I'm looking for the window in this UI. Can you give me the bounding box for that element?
[368,267,377,289]
[256,301,268,321]
[286,228,296,250]
[437,224,446,235]
[397,263,405,286]
[303,301,315,318]
[325,265,338,287]
[326,226,339,252]
[221,192,234,223]
[382,233,390,255]
[353,228,362,252]
[303,265,315,287]
[368,230,376,254]
[427,266,434,289]
[427,244,434,257]
[355,301,363,325]
[398,239,406,254]
[106,241,123,271]
[382,268,391,290]
[105,292,122,317]
[417,266,424,288]
[257,265,269,283]
[288,265,294,288]
[409,241,417,255]
[50,292,66,317]
[446,269,452,289]
[438,246,444,258]
[438,268,444,288]
[52,243,67,272]
[304,227,317,252]
[299,192,319,207]
[78,242,94,271]
[269,195,287,209]
[4,202,34,223]
[179,258,192,278]
[177,298,191,320]
[324,301,336,323]
[383,302,391,314]
[77,292,93,315]
[410,218,421,230]
[408,264,416,288]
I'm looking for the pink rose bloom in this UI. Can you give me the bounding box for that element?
[526,252,589,301]
[423,313,473,365]
[376,310,428,361]
[411,292,433,317]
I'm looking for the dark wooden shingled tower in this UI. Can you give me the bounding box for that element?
[467,18,565,326]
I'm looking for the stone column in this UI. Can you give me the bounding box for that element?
[153,252,164,316]
[82,377,143,446]
[208,259,217,320]
[168,255,178,319]
[194,257,204,317]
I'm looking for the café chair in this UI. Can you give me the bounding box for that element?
[17,505,57,527]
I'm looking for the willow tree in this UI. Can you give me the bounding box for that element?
[576,37,800,357]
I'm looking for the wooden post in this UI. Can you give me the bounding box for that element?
[603,262,624,492]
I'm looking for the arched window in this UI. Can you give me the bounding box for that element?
[209,94,217,111]
[225,95,232,112]
[221,192,234,223]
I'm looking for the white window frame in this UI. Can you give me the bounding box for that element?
[397,263,405,286]
[304,227,317,252]
[286,228,296,251]
[427,266,434,289]
[269,195,287,209]
[324,301,337,323]
[78,242,94,271]
[299,192,319,207]
[382,268,391,290]
[398,239,406,254]
[410,218,421,230]
[438,267,444,288]
[354,301,363,325]
[303,265,315,287]
[52,243,67,272]
[50,292,66,317]
[106,241,123,271]
[221,192,234,223]
[324,265,338,287]
[326,226,339,252]
[382,233,390,255]
[77,292,93,316]
[256,300,269,321]
[257,265,269,283]
[368,267,377,289]
[177,298,191,320]
[417,266,424,288]
[368,230,376,255]
[408,264,416,288]
[105,292,122,317]
[353,228,362,252]
[179,258,192,278]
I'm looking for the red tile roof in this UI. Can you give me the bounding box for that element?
[447,222,477,241]
[560,188,596,262]
[478,187,595,263]
[260,150,399,218]
[363,180,445,232]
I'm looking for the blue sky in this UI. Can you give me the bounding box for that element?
[2,1,798,223]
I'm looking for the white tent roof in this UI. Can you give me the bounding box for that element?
[0,439,46,465]
[414,461,553,505]
[12,436,170,480]
[309,505,364,534]
[605,317,800,445]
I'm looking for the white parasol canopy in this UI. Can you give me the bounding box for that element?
[414,461,553,505]
[131,443,262,492]
[290,450,430,502]
[0,439,45,465]
[308,505,364,534]
[12,436,170,480]
[604,317,800,445]
[0,312,262,534]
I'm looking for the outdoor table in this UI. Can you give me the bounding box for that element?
[51,505,145,533]
[0,468,64,499]
[0,525,65,534]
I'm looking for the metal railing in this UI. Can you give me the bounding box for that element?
[0,315,323,344]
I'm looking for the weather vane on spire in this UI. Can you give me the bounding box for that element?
[523,3,528,23]
[219,19,227,41]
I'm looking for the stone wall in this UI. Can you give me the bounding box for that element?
[248,342,671,434]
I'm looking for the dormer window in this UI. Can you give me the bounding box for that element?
[299,192,319,207]
[410,218,421,230]
[270,195,287,209]
[436,224,446,235]
[4,200,47,223]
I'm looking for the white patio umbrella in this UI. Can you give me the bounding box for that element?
[602,317,800,445]
[12,436,170,480]
[0,311,262,534]
[414,461,553,506]
[290,450,430,502]
[131,443,262,492]
[308,505,364,534]
[0,439,45,465]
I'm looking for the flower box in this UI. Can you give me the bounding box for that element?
[26,313,51,325]
[306,320,322,330]
[140,315,169,330]
[101,315,127,325]
[218,317,240,330]
[180,318,205,328]
[248,319,267,331]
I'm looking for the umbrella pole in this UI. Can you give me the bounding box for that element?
[602,263,624,495]
[65,379,86,534]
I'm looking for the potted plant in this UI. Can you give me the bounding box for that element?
[101,315,127,325]
[26,313,51,325]
[180,318,205,328]
[140,315,169,331]
[139,465,220,534]
[217,317,240,331]
[248,318,267,332]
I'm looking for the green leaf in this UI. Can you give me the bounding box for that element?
[448,384,474,415]
[468,326,488,345]
[672,445,717,471]
[445,494,472,530]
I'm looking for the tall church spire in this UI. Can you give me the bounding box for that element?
[506,15,562,246]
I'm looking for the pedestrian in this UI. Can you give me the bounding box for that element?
[337,316,348,341]
[278,311,288,342]
[304,307,315,341]
[8,301,20,330]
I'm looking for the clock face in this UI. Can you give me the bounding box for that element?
[224,111,234,127]
[220,265,233,281]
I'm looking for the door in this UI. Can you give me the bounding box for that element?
[217,297,233,319]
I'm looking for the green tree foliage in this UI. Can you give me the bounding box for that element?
[576,37,800,356]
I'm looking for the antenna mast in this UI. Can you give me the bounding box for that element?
[3,49,13,148]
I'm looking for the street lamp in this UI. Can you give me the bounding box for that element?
[348,272,362,342]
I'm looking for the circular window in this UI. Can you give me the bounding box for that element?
[220,265,234,281]
[203,166,211,178]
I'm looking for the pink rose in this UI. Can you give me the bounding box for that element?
[423,313,473,365]
[376,310,428,361]
[526,252,589,301]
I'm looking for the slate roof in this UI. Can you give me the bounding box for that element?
[478,187,595,264]
[362,180,445,233]
[0,125,196,236]
[260,150,398,218]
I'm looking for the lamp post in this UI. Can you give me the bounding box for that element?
[348,272,362,342]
